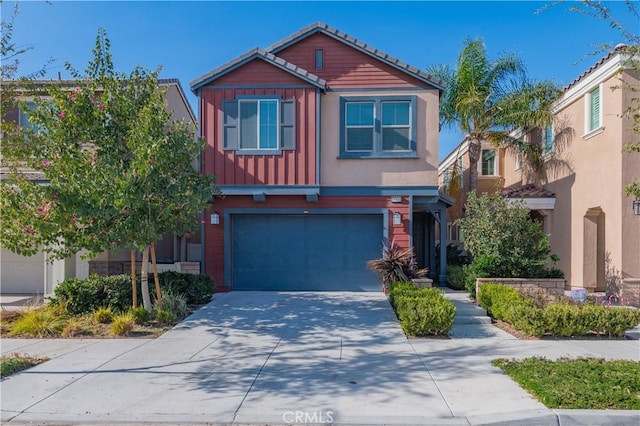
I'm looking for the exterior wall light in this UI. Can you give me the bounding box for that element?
[210,212,220,225]
[393,211,402,226]
[633,199,640,216]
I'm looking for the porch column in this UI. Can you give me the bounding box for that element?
[438,206,447,285]
[428,215,436,279]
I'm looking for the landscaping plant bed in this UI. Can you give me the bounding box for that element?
[492,319,632,340]
[492,357,640,409]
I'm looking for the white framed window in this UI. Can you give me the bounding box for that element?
[480,149,496,176]
[443,169,451,188]
[584,84,603,137]
[543,124,553,154]
[457,156,463,185]
[239,99,279,150]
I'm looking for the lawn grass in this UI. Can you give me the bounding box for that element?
[1,354,48,378]
[492,357,640,409]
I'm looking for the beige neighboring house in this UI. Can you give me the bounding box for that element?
[439,45,640,294]
[0,78,201,296]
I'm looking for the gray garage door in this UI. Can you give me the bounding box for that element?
[232,214,383,291]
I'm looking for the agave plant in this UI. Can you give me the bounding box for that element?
[367,240,428,289]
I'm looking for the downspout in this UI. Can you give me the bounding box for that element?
[316,88,321,186]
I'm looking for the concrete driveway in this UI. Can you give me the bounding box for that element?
[2,291,639,425]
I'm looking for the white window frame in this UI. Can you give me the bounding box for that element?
[238,99,280,151]
[583,83,604,139]
[479,148,498,176]
[543,124,554,156]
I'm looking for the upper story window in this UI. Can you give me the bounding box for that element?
[340,96,417,159]
[222,97,295,154]
[456,156,463,185]
[239,99,278,150]
[19,102,38,132]
[443,169,451,188]
[480,149,496,176]
[315,49,323,70]
[584,84,603,138]
[543,124,553,154]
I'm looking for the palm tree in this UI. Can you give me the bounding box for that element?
[430,37,562,190]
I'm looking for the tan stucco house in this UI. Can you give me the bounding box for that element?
[439,45,640,296]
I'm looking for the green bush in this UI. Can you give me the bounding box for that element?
[158,271,214,305]
[478,283,640,337]
[51,271,214,315]
[129,307,151,325]
[49,276,104,315]
[154,309,176,325]
[10,307,68,337]
[446,265,466,290]
[154,289,188,321]
[478,283,523,320]
[544,303,587,337]
[391,288,455,336]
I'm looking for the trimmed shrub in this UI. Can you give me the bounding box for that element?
[102,275,137,310]
[507,304,546,337]
[49,277,104,315]
[391,287,455,336]
[478,283,523,320]
[544,303,588,337]
[446,265,466,290]
[602,308,640,337]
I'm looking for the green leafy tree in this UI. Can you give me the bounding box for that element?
[429,38,562,191]
[457,191,560,279]
[1,29,219,310]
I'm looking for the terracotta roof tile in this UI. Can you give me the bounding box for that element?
[501,184,555,199]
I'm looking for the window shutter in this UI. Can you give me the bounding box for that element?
[280,99,296,150]
[222,100,238,150]
[590,88,600,130]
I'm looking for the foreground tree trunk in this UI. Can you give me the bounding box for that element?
[130,250,137,308]
[468,139,481,193]
[140,246,152,310]
[150,243,162,306]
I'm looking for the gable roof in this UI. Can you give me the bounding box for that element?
[563,43,631,92]
[266,22,445,92]
[190,48,327,92]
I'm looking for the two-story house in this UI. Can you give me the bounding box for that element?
[191,23,450,292]
[0,78,200,295]
[439,45,640,295]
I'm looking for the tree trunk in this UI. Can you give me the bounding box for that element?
[468,139,481,193]
[150,243,162,306]
[140,246,152,311]
[130,250,137,308]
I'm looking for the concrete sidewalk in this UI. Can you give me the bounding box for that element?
[1,291,639,425]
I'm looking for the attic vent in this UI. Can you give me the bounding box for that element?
[315,49,323,69]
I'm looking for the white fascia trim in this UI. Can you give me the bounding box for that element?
[553,53,631,113]
[438,139,469,175]
[507,197,556,210]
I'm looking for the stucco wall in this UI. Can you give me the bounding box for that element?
[320,89,439,186]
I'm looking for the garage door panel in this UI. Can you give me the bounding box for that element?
[1,249,45,294]
[232,214,382,291]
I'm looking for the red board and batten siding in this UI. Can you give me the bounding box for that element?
[200,61,317,186]
[276,33,425,88]
[205,195,411,291]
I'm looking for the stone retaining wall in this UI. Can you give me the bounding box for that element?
[620,279,640,308]
[475,278,567,300]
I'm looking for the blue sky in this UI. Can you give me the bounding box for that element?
[4,1,636,161]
